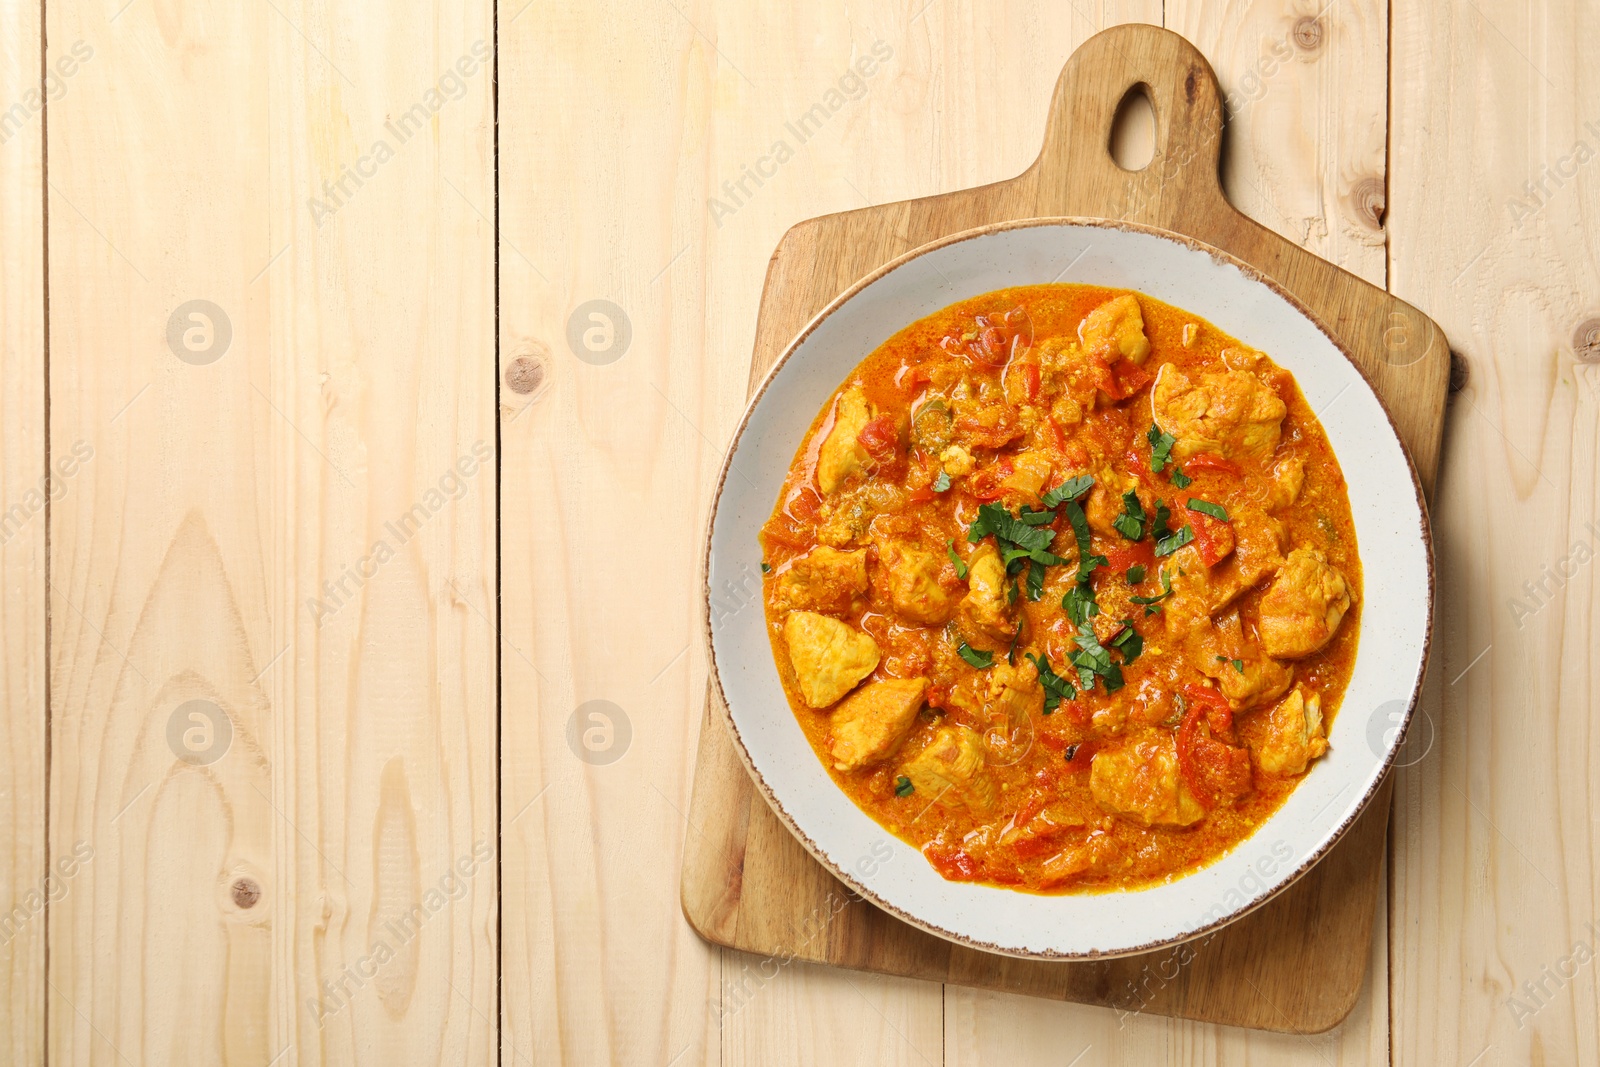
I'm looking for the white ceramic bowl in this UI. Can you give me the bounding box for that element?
[703,218,1432,959]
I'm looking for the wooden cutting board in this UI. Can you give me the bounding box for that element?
[681,23,1448,1034]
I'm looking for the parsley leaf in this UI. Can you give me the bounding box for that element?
[760,561,771,574]
[1130,567,1175,612]
[1062,580,1100,626]
[1063,501,1107,582]
[1041,475,1095,508]
[1126,563,1147,585]
[1186,498,1229,521]
[1147,424,1177,473]
[946,540,968,580]
[1068,623,1125,694]
[1112,489,1146,541]
[957,642,994,669]
[932,469,951,493]
[1109,622,1144,665]
[895,775,914,797]
[1025,558,1047,602]
[968,502,1056,553]
[1155,524,1194,557]
[1026,652,1078,713]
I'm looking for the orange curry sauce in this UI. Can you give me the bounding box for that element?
[759,284,1361,893]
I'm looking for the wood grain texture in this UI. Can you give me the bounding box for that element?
[1388,1,1600,1064]
[494,0,727,1063]
[0,2,46,1063]
[681,19,1449,1037]
[44,1,496,1063]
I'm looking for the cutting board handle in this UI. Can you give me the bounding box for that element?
[1030,24,1231,228]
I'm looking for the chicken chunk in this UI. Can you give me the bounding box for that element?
[1259,549,1354,659]
[953,542,1017,651]
[939,444,976,477]
[1089,730,1206,827]
[1164,509,1285,637]
[1189,614,1294,711]
[782,611,880,708]
[1152,364,1287,461]
[880,541,958,625]
[817,386,872,494]
[901,723,997,814]
[1000,452,1054,503]
[985,659,1044,731]
[1080,294,1152,365]
[1252,688,1328,775]
[829,678,927,771]
[773,546,869,616]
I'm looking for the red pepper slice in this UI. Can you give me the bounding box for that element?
[1024,362,1041,402]
[1183,452,1242,477]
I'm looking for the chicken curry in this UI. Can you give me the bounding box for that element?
[759,284,1361,893]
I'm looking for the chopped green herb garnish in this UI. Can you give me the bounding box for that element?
[895,775,914,797]
[1041,475,1095,508]
[1063,501,1108,582]
[1061,580,1100,626]
[1155,524,1194,557]
[1170,465,1193,489]
[760,561,771,574]
[1068,623,1125,694]
[957,642,994,669]
[1130,567,1175,613]
[1186,498,1229,522]
[1025,558,1047,602]
[1232,658,1245,674]
[1063,742,1080,762]
[947,540,969,580]
[1109,621,1144,665]
[1015,505,1056,526]
[1112,490,1146,541]
[1026,652,1078,713]
[1125,564,1147,585]
[1147,424,1177,473]
[932,469,951,493]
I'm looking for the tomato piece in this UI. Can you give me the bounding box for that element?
[924,844,980,880]
[1024,362,1041,402]
[1182,683,1234,735]
[1185,507,1235,567]
[965,458,1014,502]
[1042,415,1066,453]
[1102,359,1151,400]
[857,414,898,459]
[760,517,812,551]
[786,484,823,521]
[1184,453,1242,477]
[906,485,937,504]
[1105,540,1156,574]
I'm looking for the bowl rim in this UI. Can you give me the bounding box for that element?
[699,215,1434,959]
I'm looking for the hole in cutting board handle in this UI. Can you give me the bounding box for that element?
[1109,84,1156,172]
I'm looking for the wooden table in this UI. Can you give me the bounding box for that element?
[0,1,1593,1064]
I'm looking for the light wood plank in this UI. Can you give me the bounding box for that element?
[494,0,730,1062]
[45,1,496,1063]
[0,1,46,1062]
[1169,0,1389,281]
[1389,1,1600,1064]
